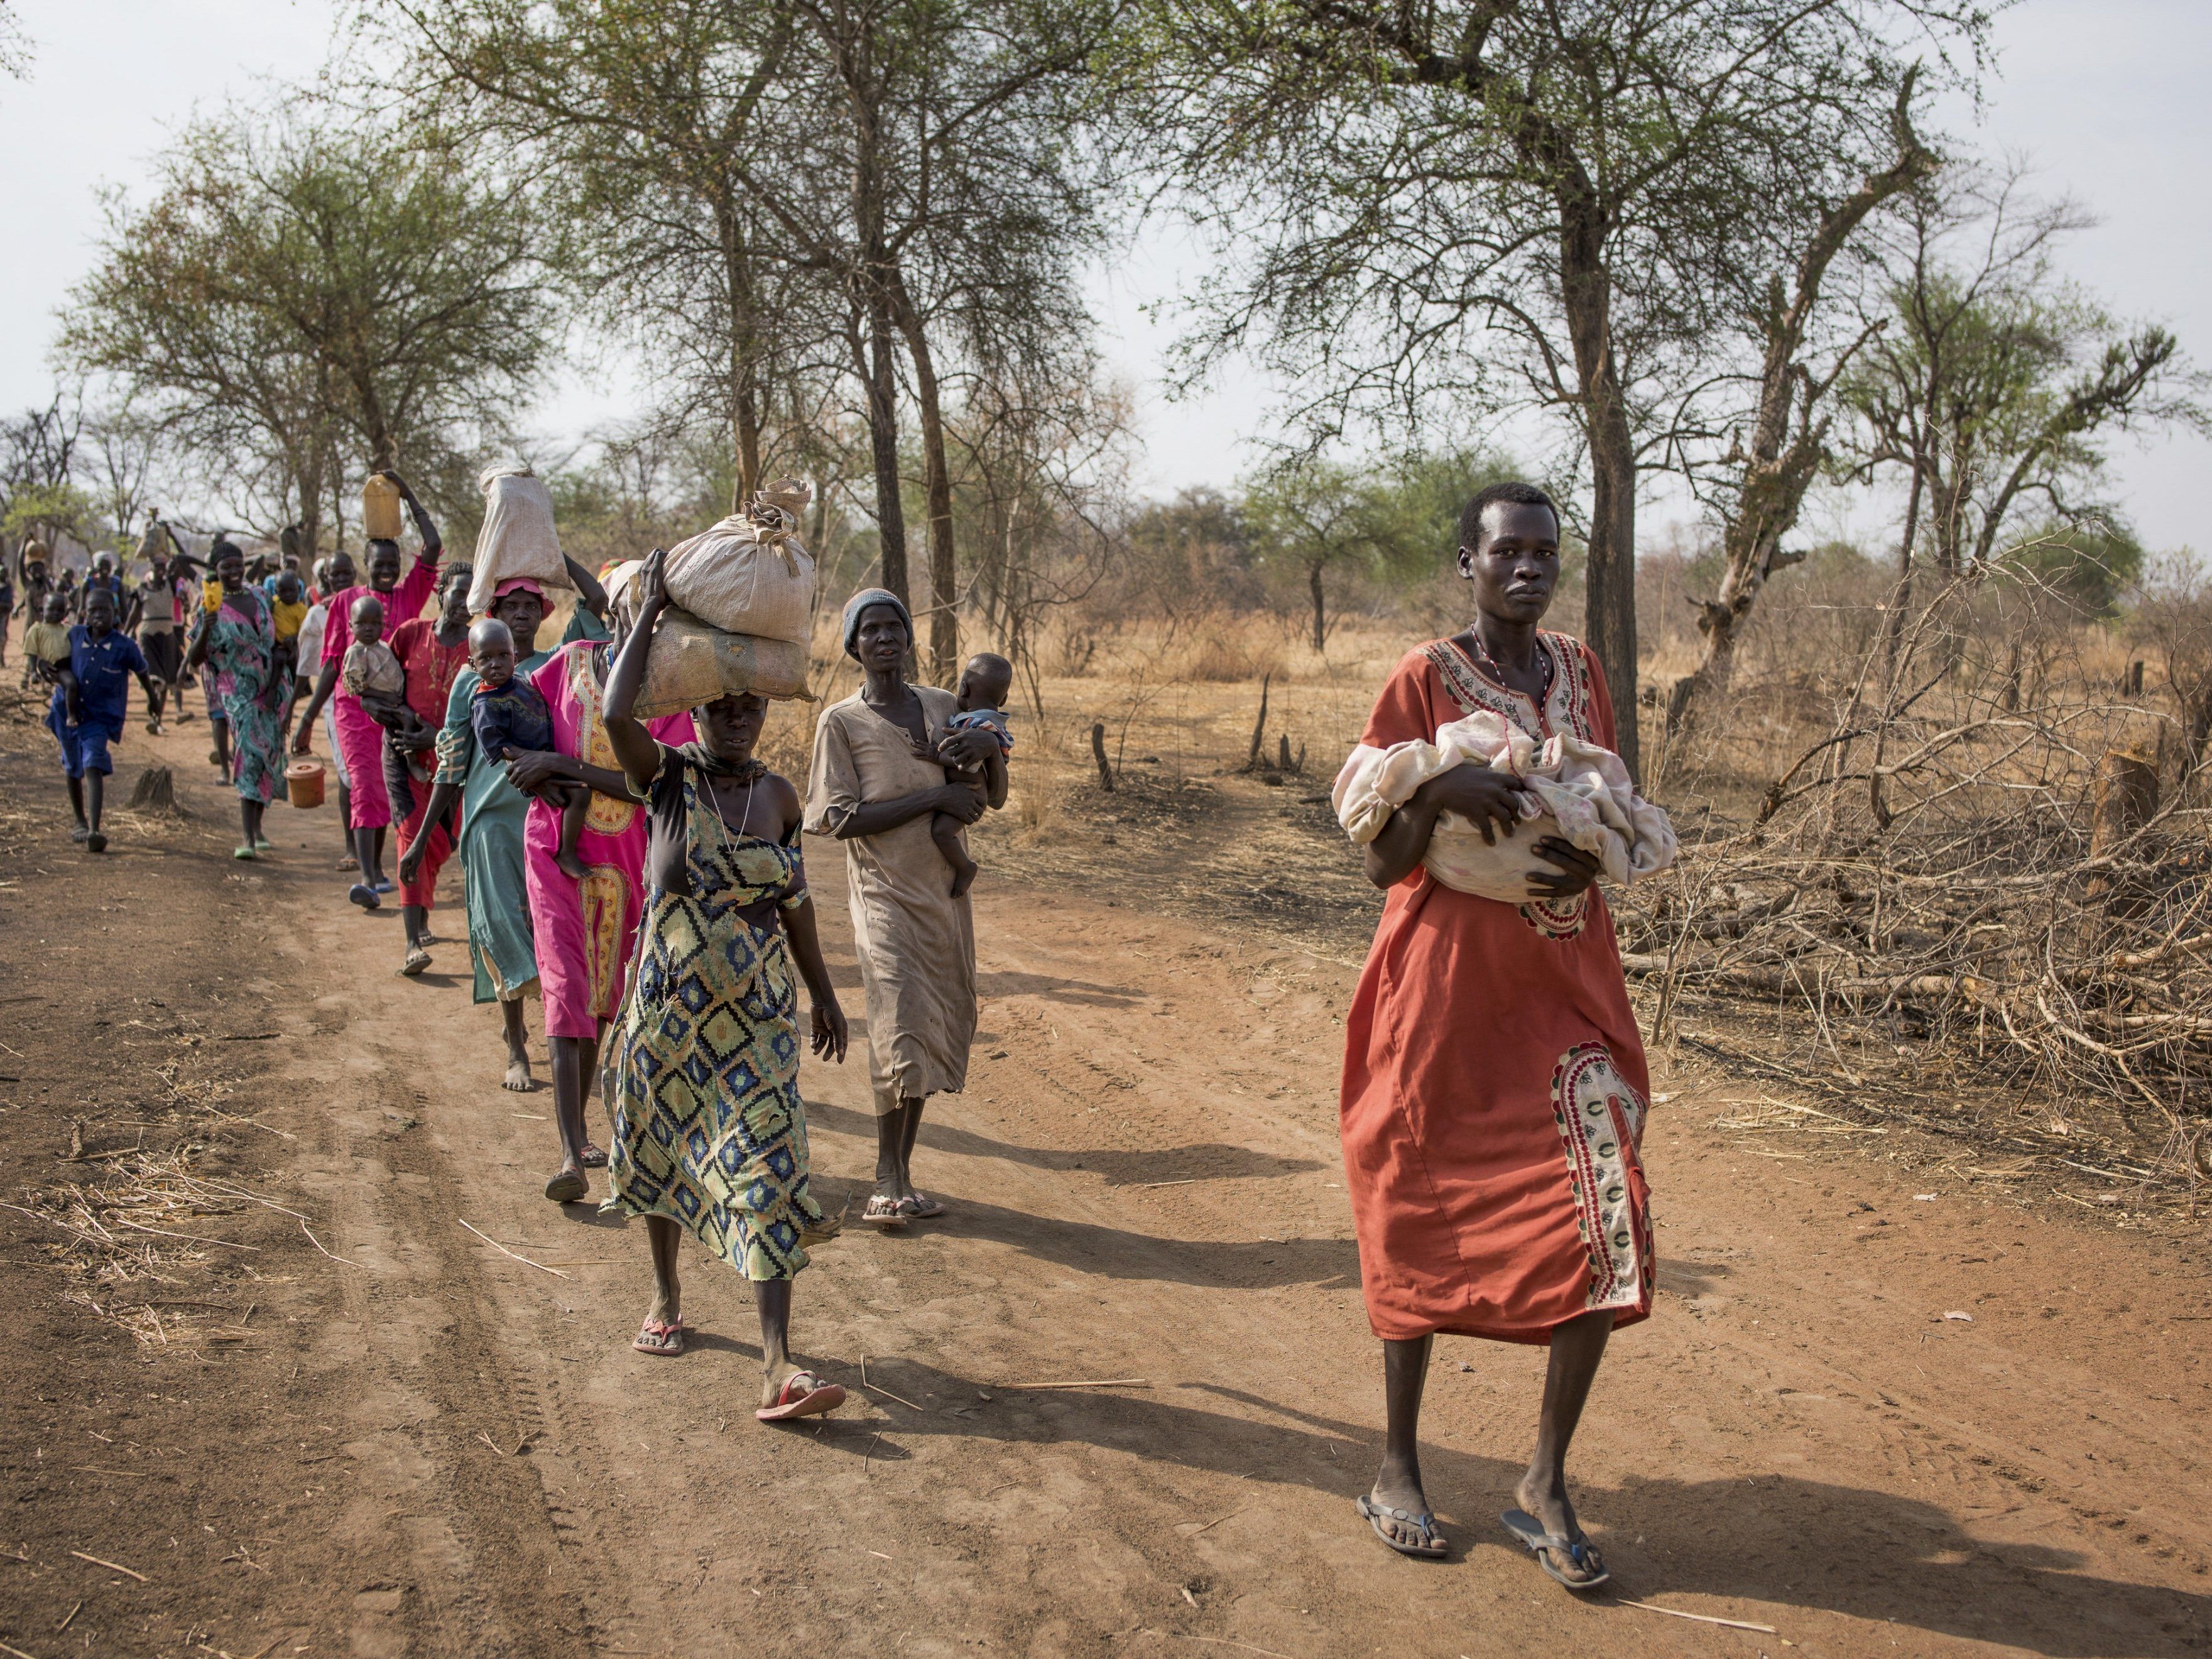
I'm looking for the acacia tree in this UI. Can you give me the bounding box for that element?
[746,0,1106,677]
[386,0,1106,680]
[60,106,555,544]
[383,0,842,511]
[1120,0,1988,775]
[1841,166,2206,670]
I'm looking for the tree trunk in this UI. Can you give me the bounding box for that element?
[1882,460,1922,680]
[724,209,762,509]
[863,293,908,610]
[1308,559,1327,653]
[1584,414,1639,776]
[2087,746,2159,915]
[733,380,762,511]
[890,273,957,682]
[846,44,907,613]
[2186,685,2212,776]
[1556,192,1640,777]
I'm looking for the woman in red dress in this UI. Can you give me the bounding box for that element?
[1339,482,1654,1587]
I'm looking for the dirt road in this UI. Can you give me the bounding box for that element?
[3,705,2209,1659]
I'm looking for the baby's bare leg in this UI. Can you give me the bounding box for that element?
[554,783,592,882]
[934,766,982,898]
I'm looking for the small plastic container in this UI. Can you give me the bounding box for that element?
[361,474,405,541]
[285,759,326,809]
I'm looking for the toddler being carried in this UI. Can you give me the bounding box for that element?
[929,651,1013,897]
[465,617,592,881]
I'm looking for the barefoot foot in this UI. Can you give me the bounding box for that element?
[504,1058,535,1092]
[555,851,592,882]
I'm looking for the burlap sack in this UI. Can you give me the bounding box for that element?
[467,465,570,614]
[661,481,815,645]
[632,604,812,719]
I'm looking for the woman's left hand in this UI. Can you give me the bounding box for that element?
[1528,836,1601,898]
[635,545,669,612]
[811,999,849,1063]
[503,750,570,791]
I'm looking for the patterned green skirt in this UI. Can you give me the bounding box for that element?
[603,763,825,1280]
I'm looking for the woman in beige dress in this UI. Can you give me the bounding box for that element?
[804,589,998,1226]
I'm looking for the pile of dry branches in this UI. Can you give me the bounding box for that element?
[1627,574,2212,1187]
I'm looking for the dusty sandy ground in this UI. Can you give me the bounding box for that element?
[1,687,2208,1659]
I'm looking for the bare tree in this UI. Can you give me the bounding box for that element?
[1843,164,2206,673]
[1665,75,1939,733]
[382,0,844,510]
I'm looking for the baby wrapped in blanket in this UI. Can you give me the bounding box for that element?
[1333,707,1677,901]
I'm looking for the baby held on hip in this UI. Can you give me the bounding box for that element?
[930,652,1014,899]
[467,616,593,883]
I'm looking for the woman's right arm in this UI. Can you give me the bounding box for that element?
[600,547,665,790]
[832,782,981,840]
[1362,765,1530,890]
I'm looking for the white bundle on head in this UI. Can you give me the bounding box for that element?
[467,464,571,615]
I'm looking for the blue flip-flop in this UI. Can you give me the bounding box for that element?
[1500,1508,1610,1591]
[1357,1493,1447,1559]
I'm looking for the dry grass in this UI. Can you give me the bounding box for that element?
[14,1129,290,1349]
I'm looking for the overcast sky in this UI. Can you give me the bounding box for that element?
[3,0,2206,550]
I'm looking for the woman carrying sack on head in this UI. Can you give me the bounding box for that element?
[598,545,851,1420]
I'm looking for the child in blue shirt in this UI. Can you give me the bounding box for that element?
[50,586,157,853]
[466,616,591,881]
[931,651,1013,897]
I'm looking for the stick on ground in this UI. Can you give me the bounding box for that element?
[459,1219,570,1278]
[68,1548,148,1582]
[1618,1600,1777,1633]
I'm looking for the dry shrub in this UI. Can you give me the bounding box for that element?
[1009,758,1064,845]
[756,698,817,783]
[1176,617,1287,683]
[1628,565,2212,1187]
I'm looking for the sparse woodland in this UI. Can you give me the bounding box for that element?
[6,0,2210,1188]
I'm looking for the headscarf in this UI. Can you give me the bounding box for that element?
[841,587,911,659]
[493,576,547,604]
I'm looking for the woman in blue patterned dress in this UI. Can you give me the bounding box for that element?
[599,545,853,1422]
[187,539,285,860]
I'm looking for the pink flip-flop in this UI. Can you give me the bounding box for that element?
[755,1371,846,1422]
[632,1318,686,1357]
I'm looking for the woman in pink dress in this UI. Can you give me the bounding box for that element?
[504,594,694,1204]
[292,469,442,908]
